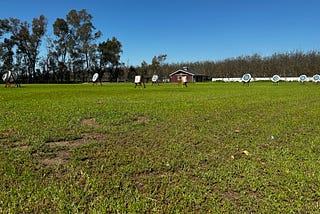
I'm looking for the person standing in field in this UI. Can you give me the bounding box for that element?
[182,75,187,87]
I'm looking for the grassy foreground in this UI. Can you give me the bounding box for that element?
[0,82,320,213]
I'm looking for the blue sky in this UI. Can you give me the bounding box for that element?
[1,0,320,66]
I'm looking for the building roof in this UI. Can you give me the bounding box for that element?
[169,69,199,77]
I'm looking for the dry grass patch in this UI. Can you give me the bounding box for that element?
[40,131,108,166]
[14,145,31,151]
[81,118,101,128]
[134,115,151,124]
[41,150,70,166]
[38,118,107,166]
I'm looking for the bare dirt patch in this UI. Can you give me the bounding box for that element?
[81,118,101,128]
[8,117,108,166]
[40,131,107,167]
[39,118,107,167]
[134,115,151,124]
[14,145,31,151]
[41,150,70,166]
[46,138,86,149]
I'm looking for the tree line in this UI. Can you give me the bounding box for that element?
[0,9,122,83]
[1,9,320,83]
[182,51,320,78]
[135,51,320,82]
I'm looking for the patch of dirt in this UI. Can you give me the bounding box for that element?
[222,190,241,205]
[81,118,101,128]
[40,131,108,167]
[4,117,108,167]
[82,132,108,141]
[14,145,31,151]
[134,115,151,124]
[96,100,105,105]
[46,138,86,149]
[38,118,107,167]
[132,170,171,195]
[41,150,70,166]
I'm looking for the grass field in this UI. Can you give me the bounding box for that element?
[1,82,320,213]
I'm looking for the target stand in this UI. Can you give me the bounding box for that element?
[134,75,145,88]
[2,71,11,87]
[272,75,281,85]
[312,74,320,83]
[2,71,20,88]
[92,73,101,85]
[242,73,251,86]
[299,75,307,84]
[151,75,159,85]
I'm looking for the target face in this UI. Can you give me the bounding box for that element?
[242,73,251,83]
[2,71,11,82]
[152,75,158,82]
[272,75,280,83]
[92,73,99,82]
[312,74,320,82]
[134,75,141,83]
[2,73,8,81]
[299,75,307,82]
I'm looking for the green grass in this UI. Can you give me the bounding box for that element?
[1,82,320,213]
